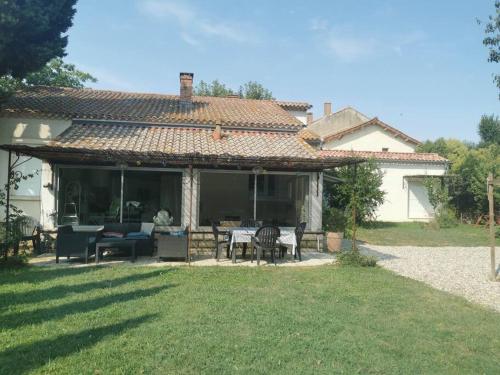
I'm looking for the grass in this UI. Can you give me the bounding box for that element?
[356,221,499,247]
[0,265,499,374]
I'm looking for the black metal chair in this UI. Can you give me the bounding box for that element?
[12,216,42,255]
[56,225,102,264]
[251,225,280,265]
[211,222,230,261]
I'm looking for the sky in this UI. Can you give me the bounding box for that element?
[65,0,499,142]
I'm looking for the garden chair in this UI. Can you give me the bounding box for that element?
[56,225,102,264]
[251,225,280,265]
[12,216,42,255]
[282,222,306,261]
[211,222,230,261]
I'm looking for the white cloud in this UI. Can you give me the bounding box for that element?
[138,0,258,45]
[309,17,426,62]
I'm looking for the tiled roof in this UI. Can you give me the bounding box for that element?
[276,101,312,111]
[0,86,305,130]
[297,128,321,141]
[319,150,447,163]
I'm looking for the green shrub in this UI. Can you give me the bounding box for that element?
[323,207,346,232]
[336,250,377,267]
[435,208,459,228]
[0,254,28,268]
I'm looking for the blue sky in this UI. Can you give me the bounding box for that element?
[65,0,499,142]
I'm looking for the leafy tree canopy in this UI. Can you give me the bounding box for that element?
[478,114,500,145]
[0,58,97,98]
[482,0,500,98]
[0,0,78,78]
[194,79,274,100]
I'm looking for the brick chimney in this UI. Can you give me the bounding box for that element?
[306,112,313,126]
[212,124,222,140]
[324,102,332,116]
[180,72,193,103]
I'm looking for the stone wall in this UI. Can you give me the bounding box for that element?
[187,231,324,256]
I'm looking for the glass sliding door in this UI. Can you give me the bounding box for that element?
[256,174,309,227]
[122,171,182,224]
[58,168,121,225]
[198,172,254,226]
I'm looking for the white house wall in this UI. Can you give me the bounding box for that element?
[324,124,416,153]
[0,117,71,224]
[285,110,307,125]
[376,162,446,222]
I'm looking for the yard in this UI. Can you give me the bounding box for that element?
[356,222,499,246]
[1,265,499,374]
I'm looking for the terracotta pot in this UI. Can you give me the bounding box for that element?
[326,232,343,252]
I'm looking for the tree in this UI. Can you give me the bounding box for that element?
[238,81,274,100]
[194,79,274,99]
[0,58,97,98]
[478,114,500,145]
[324,159,385,228]
[0,0,78,79]
[482,1,500,98]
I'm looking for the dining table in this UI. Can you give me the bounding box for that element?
[227,227,297,263]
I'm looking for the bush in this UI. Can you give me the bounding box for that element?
[323,207,346,232]
[0,254,28,268]
[336,250,377,267]
[435,207,459,228]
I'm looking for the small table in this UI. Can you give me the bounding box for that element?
[95,239,136,264]
[228,228,296,263]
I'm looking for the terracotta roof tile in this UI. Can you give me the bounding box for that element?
[320,150,447,163]
[0,86,305,130]
[276,101,312,111]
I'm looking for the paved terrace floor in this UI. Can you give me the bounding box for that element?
[29,252,336,268]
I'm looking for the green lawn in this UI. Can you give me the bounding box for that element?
[1,265,499,374]
[356,222,499,246]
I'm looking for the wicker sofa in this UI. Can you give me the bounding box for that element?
[100,223,155,256]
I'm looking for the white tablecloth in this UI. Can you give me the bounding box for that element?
[228,228,296,255]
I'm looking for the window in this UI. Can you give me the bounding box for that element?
[12,157,41,197]
[198,171,310,227]
[58,168,121,225]
[382,147,389,152]
[199,172,254,226]
[123,171,182,225]
[57,168,183,225]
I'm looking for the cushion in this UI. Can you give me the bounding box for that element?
[103,232,124,238]
[140,222,155,236]
[126,231,149,238]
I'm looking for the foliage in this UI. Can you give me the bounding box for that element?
[324,159,385,227]
[336,249,377,267]
[238,81,274,99]
[423,177,450,213]
[482,0,500,97]
[478,114,500,145]
[434,207,459,229]
[194,79,274,99]
[417,135,500,220]
[322,206,346,232]
[0,58,97,98]
[0,0,77,79]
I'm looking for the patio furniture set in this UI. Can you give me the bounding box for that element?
[51,219,306,265]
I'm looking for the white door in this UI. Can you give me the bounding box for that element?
[408,180,433,219]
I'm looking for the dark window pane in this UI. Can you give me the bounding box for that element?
[58,168,121,225]
[123,171,182,225]
[199,172,254,226]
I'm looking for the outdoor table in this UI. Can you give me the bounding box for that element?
[95,239,136,264]
[228,227,296,263]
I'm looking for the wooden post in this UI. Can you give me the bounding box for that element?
[187,165,193,265]
[4,150,12,260]
[487,173,497,281]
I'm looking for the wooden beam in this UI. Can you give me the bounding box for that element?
[487,173,498,281]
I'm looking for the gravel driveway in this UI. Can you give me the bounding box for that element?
[360,245,500,312]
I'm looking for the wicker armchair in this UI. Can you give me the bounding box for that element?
[56,225,102,264]
[211,222,230,261]
[250,225,280,265]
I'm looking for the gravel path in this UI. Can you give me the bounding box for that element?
[360,245,500,312]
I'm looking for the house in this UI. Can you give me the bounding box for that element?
[308,104,448,222]
[0,73,363,253]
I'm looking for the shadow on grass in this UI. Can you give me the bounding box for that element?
[0,269,175,310]
[360,221,401,229]
[0,265,102,285]
[1,284,173,330]
[0,314,157,374]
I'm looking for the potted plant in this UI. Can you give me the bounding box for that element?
[323,207,346,252]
